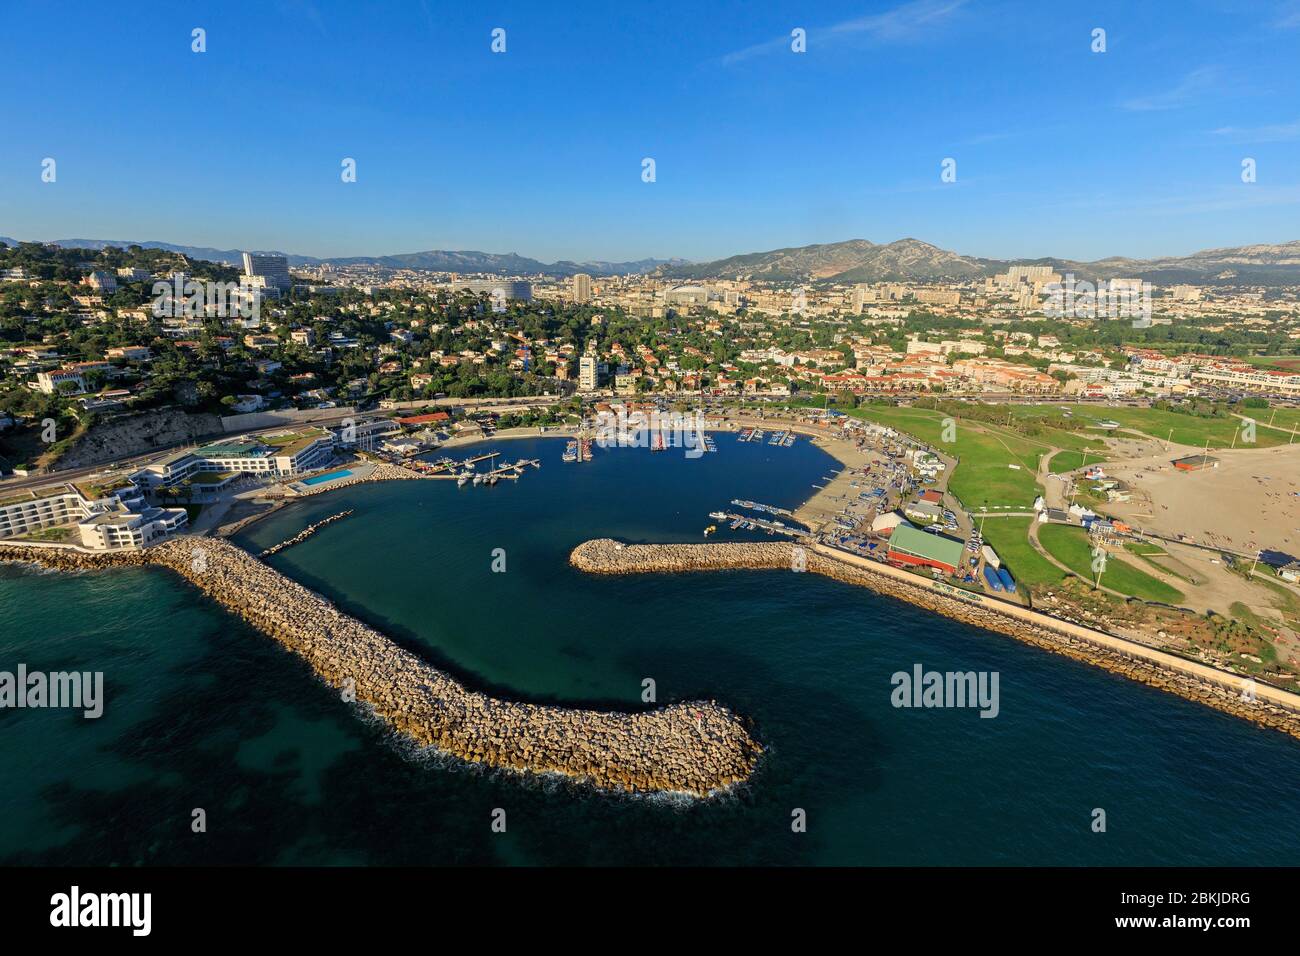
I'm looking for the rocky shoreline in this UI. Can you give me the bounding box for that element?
[570,538,1300,740]
[0,539,761,797]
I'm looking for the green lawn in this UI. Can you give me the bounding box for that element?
[977,516,1062,589]
[1038,524,1186,604]
[849,406,1043,509]
[1046,449,1106,474]
[1249,406,1300,434]
[1013,403,1288,449]
[1124,541,1168,557]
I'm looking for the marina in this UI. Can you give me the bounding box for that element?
[7,432,1300,867]
[731,498,795,518]
[710,511,813,538]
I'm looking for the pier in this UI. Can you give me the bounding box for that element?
[731,498,794,517]
[716,511,813,538]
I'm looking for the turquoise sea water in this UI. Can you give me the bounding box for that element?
[3,434,1300,865]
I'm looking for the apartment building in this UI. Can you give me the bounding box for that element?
[572,273,593,303]
[578,354,602,391]
[1191,363,1300,396]
[241,252,292,291]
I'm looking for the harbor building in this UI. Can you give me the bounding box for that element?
[0,483,187,550]
[886,523,964,575]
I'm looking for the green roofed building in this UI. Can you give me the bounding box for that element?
[133,429,335,489]
[886,523,964,575]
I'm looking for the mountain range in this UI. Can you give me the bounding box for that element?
[0,237,683,277]
[3,235,1299,285]
[656,238,1300,285]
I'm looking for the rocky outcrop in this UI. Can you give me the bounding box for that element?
[571,539,1300,740]
[0,539,760,796]
[53,409,223,471]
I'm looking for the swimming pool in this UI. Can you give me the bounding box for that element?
[301,469,353,486]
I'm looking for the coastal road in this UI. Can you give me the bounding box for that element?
[0,398,571,494]
[0,408,368,493]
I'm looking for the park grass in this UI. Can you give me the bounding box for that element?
[1076,405,1283,448]
[1246,572,1300,629]
[1122,543,1194,582]
[1048,450,1092,474]
[977,516,1062,589]
[1124,541,1168,557]
[848,405,1042,509]
[1006,402,1290,449]
[1242,355,1300,372]
[1247,406,1300,433]
[1038,523,1186,604]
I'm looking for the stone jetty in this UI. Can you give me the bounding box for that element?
[260,510,353,557]
[571,538,1300,741]
[0,539,761,796]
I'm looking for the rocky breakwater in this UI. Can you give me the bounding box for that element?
[570,538,1300,741]
[0,538,759,796]
[571,538,793,575]
[0,543,151,572]
[260,510,353,557]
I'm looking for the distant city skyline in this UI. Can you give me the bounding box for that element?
[2,0,1298,262]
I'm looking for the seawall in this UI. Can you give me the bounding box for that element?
[0,539,761,796]
[570,538,1300,740]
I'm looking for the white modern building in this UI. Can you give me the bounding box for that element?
[0,483,187,551]
[134,430,336,489]
[241,252,292,291]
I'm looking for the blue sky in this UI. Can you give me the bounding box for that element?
[1,0,1298,263]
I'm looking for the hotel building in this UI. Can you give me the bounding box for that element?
[0,483,188,551]
[134,429,336,489]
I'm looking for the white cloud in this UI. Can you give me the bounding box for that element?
[1121,66,1223,112]
[1211,120,1300,143]
[720,0,966,66]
